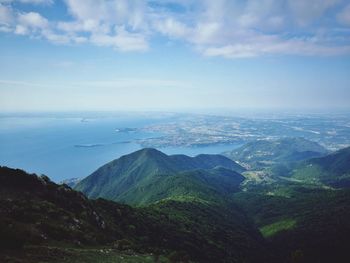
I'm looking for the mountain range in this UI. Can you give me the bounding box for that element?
[75,148,245,205]
[2,143,350,263]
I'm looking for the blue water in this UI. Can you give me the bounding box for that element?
[0,115,240,182]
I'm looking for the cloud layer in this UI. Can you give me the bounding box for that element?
[1,0,350,58]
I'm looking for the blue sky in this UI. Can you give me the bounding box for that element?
[0,0,350,112]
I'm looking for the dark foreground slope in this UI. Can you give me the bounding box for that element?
[0,166,268,263]
[233,180,350,263]
[75,148,245,203]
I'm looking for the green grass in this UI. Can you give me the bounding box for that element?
[260,218,296,238]
[292,165,324,182]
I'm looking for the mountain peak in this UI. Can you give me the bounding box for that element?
[136,147,165,156]
[123,148,168,161]
[75,148,245,203]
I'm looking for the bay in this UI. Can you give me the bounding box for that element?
[0,114,240,182]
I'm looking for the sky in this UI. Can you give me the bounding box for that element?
[0,0,350,112]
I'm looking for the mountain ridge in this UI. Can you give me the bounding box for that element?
[3,144,350,262]
[75,148,245,204]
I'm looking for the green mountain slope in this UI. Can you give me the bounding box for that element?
[291,146,350,187]
[117,167,244,205]
[3,141,350,263]
[75,148,245,203]
[224,137,328,169]
[233,182,350,263]
[0,166,268,263]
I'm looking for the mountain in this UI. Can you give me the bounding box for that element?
[224,137,328,169]
[75,148,245,204]
[0,166,268,263]
[116,167,245,205]
[291,146,350,187]
[3,143,350,263]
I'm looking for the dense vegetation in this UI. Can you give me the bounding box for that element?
[290,146,350,187]
[0,166,268,263]
[233,182,350,263]
[75,148,245,202]
[2,142,350,263]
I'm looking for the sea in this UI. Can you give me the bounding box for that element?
[0,113,239,182]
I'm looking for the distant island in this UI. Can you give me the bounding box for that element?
[115,128,138,133]
[74,141,131,148]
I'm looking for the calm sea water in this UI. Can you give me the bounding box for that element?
[0,114,239,182]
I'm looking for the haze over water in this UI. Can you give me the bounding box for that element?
[0,114,241,181]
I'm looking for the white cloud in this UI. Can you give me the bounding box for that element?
[203,45,257,59]
[59,0,149,51]
[64,0,146,30]
[13,11,49,36]
[1,0,350,57]
[18,12,48,28]
[14,24,27,34]
[57,20,109,34]
[202,37,350,59]
[90,26,148,52]
[64,0,109,22]
[72,35,87,43]
[191,22,223,45]
[41,29,71,44]
[153,17,190,39]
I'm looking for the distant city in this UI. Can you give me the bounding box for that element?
[136,113,350,151]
